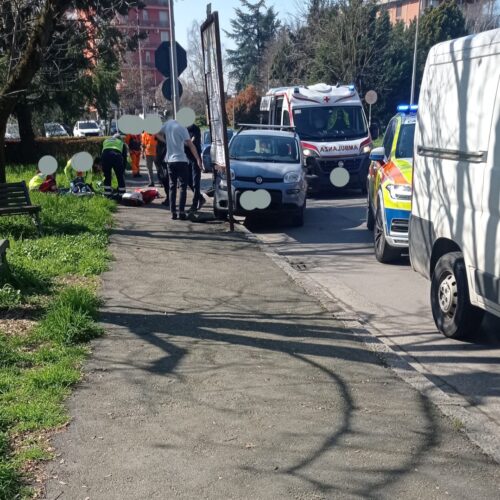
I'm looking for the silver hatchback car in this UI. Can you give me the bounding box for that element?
[213,128,307,226]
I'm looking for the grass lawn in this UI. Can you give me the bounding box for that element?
[0,166,115,499]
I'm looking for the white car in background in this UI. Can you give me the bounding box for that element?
[73,120,103,137]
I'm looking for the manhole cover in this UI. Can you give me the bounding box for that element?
[291,261,308,271]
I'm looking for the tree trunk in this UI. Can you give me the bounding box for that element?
[0,0,66,182]
[15,101,37,164]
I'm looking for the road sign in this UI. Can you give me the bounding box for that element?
[155,41,187,78]
[365,90,378,105]
[162,78,183,101]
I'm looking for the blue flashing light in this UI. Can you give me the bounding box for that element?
[397,104,418,113]
[348,84,355,91]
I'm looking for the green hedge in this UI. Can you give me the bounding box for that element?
[5,137,106,165]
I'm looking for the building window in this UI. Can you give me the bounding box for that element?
[160,31,169,42]
[145,51,151,64]
[159,11,168,26]
[396,4,402,19]
[143,9,149,21]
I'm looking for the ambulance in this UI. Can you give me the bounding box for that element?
[260,83,377,193]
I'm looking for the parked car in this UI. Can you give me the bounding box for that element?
[366,105,416,263]
[44,122,69,138]
[213,127,307,226]
[409,28,500,339]
[202,128,234,172]
[73,120,102,137]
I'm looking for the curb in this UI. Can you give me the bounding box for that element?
[235,222,500,465]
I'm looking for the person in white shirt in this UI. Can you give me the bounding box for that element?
[157,119,202,220]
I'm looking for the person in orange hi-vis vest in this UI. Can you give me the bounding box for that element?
[125,133,142,177]
[141,131,159,187]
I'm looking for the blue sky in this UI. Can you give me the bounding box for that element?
[173,0,299,51]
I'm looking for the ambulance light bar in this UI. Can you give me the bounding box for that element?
[397,104,418,113]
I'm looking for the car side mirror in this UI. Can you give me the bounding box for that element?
[370,124,380,141]
[369,146,385,162]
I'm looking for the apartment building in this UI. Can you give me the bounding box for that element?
[115,0,171,104]
[378,0,492,28]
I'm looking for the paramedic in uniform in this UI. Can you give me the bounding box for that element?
[101,134,127,197]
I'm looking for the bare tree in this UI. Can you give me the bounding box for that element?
[0,0,142,182]
[462,0,499,33]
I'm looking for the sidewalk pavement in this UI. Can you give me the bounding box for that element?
[43,194,500,499]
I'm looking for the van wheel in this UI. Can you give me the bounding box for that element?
[366,198,375,231]
[431,252,484,339]
[374,205,400,263]
[213,196,227,221]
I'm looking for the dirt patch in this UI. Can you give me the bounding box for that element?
[55,274,99,291]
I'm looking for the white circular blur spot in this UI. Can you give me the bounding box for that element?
[240,189,271,211]
[330,167,350,188]
[143,114,162,134]
[118,114,143,135]
[254,189,271,209]
[177,107,196,127]
[71,151,93,172]
[38,155,58,175]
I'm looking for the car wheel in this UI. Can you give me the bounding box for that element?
[291,199,306,227]
[213,195,227,221]
[366,196,375,231]
[374,204,400,263]
[431,252,484,339]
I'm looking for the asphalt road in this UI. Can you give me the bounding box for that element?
[248,191,500,452]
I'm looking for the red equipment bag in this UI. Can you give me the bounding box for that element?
[135,188,159,204]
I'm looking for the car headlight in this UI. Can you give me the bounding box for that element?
[284,171,301,183]
[362,144,372,154]
[220,168,235,181]
[386,184,412,200]
[303,148,320,158]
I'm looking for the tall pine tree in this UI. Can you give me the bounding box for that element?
[226,0,280,92]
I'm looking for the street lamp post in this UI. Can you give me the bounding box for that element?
[410,0,422,106]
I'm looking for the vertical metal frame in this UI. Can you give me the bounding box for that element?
[201,11,235,231]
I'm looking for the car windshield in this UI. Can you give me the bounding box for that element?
[204,129,233,144]
[229,134,299,163]
[395,123,415,159]
[80,121,98,129]
[293,105,368,141]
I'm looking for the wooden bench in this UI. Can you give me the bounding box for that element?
[0,239,9,271]
[0,181,42,233]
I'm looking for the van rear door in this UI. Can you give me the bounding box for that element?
[477,75,500,313]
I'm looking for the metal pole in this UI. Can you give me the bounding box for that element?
[137,10,145,115]
[369,103,372,127]
[410,0,422,106]
[168,0,179,116]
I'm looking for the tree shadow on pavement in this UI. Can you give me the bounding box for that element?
[97,303,495,497]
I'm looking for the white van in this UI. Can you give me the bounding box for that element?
[409,28,500,339]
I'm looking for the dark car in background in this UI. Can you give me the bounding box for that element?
[44,122,69,138]
[202,128,234,172]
